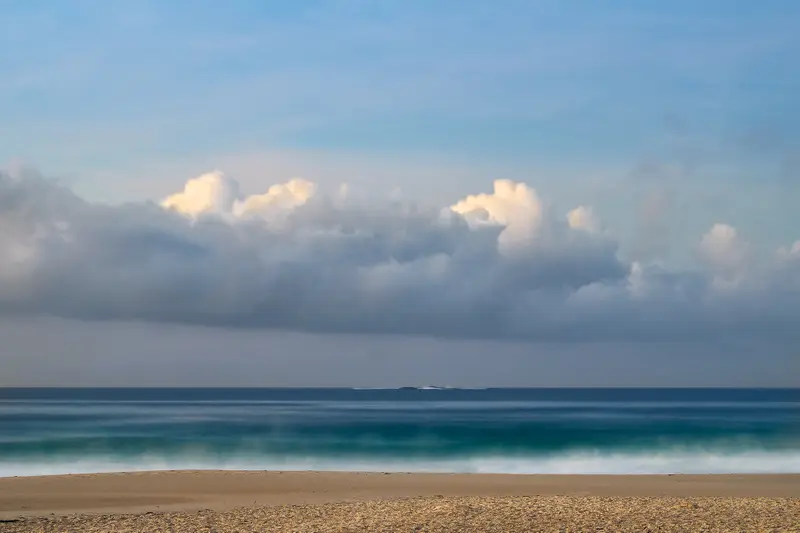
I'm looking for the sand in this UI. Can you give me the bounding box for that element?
[1,471,798,532]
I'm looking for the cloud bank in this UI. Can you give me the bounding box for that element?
[0,170,798,341]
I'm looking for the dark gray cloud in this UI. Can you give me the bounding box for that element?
[0,170,798,342]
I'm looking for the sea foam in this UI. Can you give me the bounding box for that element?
[2,449,799,478]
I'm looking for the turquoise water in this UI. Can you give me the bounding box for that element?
[1,388,797,476]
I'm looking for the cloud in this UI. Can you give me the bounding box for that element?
[566,206,600,234]
[0,170,798,342]
[697,223,752,286]
[778,240,800,259]
[450,179,546,256]
[161,171,241,216]
[161,170,316,220]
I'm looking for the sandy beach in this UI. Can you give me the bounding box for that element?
[0,471,798,531]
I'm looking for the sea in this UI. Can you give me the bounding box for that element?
[0,388,797,477]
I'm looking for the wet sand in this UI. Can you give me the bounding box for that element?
[1,471,798,531]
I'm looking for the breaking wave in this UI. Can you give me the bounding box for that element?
[2,448,799,477]
[2,388,796,477]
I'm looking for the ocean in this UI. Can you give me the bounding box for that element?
[0,388,797,477]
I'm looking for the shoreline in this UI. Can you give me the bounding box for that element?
[1,471,798,518]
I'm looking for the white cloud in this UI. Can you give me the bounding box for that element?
[161,171,316,222]
[567,205,600,233]
[233,178,316,218]
[450,179,544,256]
[0,170,798,342]
[162,170,240,216]
[697,223,752,287]
[450,179,543,228]
[698,223,750,269]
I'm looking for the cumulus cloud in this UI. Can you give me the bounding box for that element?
[233,178,316,218]
[162,171,241,216]
[697,223,752,286]
[450,179,545,256]
[567,206,600,233]
[0,170,798,341]
[162,170,316,221]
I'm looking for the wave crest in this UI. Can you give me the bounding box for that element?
[2,449,798,477]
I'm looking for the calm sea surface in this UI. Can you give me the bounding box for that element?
[1,388,797,476]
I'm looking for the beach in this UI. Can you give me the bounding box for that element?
[2,389,797,530]
[1,471,798,532]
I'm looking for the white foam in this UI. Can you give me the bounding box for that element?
[2,449,798,477]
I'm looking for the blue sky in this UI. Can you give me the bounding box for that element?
[2,0,799,264]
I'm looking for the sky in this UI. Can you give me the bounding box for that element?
[0,1,798,386]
